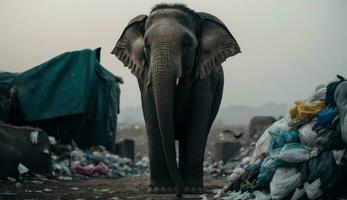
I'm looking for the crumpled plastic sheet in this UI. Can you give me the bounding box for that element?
[304,178,323,199]
[299,121,319,150]
[270,167,302,200]
[290,188,306,200]
[277,143,310,163]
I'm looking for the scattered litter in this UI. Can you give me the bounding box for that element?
[7,177,16,183]
[70,187,79,191]
[30,131,39,144]
[199,194,208,200]
[70,162,108,176]
[42,148,50,154]
[30,180,44,184]
[15,182,22,190]
[51,144,144,178]
[48,136,57,145]
[18,163,29,175]
[43,188,53,193]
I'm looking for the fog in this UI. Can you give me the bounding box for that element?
[1,0,346,109]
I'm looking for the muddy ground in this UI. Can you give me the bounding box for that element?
[0,176,228,200]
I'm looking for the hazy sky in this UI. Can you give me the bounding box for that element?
[1,0,346,110]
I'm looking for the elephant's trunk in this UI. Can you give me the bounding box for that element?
[150,44,183,196]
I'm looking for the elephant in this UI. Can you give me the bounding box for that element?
[249,116,276,138]
[111,4,240,196]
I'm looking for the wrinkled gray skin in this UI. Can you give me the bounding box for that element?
[335,81,347,144]
[112,5,240,195]
[249,116,276,137]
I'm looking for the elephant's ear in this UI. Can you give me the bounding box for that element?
[111,14,147,79]
[197,12,241,79]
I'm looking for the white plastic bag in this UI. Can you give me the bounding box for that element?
[298,122,319,149]
[253,128,271,159]
[332,149,345,165]
[18,163,29,175]
[278,143,310,163]
[306,84,326,103]
[253,191,271,200]
[270,167,302,200]
[290,188,306,200]
[304,179,323,199]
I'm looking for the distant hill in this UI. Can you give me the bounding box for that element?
[118,102,287,126]
[216,102,287,126]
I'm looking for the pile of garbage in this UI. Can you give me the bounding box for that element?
[51,143,150,180]
[217,75,347,200]
[204,145,255,178]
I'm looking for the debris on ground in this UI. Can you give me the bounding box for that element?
[51,144,148,179]
[218,75,347,200]
[0,122,51,178]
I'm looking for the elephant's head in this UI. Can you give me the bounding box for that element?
[111,4,240,196]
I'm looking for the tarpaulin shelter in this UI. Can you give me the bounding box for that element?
[0,48,123,152]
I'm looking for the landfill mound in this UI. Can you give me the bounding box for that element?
[216,75,347,200]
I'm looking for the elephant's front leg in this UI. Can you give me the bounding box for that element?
[181,81,213,193]
[142,87,175,193]
[181,69,224,194]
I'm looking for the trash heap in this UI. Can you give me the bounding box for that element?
[217,75,347,200]
[51,144,150,180]
[204,145,255,178]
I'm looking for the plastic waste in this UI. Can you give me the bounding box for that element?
[289,100,325,122]
[199,194,208,200]
[221,191,252,200]
[30,131,39,144]
[270,130,300,150]
[306,84,327,103]
[307,151,347,191]
[70,162,108,176]
[332,149,345,165]
[277,143,310,163]
[317,107,338,126]
[298,121,319,150]
[18,163,29,175]
[257,156,284,186]
[253,191,271,200]
[326,75,345,107]
[270,167,302,200]
[290,188,305,200]
[267,114,292,136]
[48,136,57,145]
[304,178,323,199]
[334,81,347,144]
[253,128,271,159]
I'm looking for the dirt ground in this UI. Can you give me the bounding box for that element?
[0,176,228,200]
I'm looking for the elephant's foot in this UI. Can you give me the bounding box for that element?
[148,185,176,194]
[183,185,204,194]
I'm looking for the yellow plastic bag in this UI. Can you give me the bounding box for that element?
[289,100,325,121]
